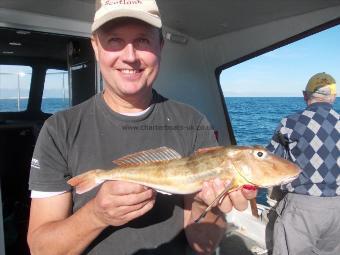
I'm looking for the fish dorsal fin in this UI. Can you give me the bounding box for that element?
[113,147,182,166]
[194,146,224,155]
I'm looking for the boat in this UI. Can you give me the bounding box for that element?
[0,1,339,254]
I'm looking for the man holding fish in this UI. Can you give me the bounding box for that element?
[27,1,259,254]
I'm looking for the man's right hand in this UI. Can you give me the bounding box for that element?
[91,181,156,227]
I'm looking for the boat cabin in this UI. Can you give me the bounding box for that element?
[0,0,339,254]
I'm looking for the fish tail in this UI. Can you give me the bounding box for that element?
[67,169,106,194]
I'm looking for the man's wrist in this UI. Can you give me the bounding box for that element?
[85,199,109,230]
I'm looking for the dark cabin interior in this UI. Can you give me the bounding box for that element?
[0,27,96,255]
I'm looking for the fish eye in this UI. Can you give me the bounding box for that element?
[257,151,264,157]
[252,146,267,159]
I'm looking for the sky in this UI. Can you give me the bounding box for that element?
[220,25,340,97]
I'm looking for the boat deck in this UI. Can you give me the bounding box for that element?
[217,204,275,255]
[218,223,269,255]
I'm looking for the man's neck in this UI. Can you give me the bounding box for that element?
[102,88,153,114]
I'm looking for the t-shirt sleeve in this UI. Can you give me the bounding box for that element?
[193,116,219,151]
[29,116,71,192]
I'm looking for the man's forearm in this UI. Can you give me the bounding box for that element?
[28,200,106,255]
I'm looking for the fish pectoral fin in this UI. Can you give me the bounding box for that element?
[194,146,224,155]
[112,146,182,166]
[194,181,233,223]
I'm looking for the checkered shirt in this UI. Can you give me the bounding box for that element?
[267,102,339,196]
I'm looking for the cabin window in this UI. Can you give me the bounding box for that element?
[220,25,339,205]
[220,25,339,147]
[41,69,70,113]
[0,65,32,112]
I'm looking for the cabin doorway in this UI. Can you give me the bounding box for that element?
[0,27,97,255]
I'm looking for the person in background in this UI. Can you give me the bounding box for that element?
[27,1,257,254]
[267,72,340,255]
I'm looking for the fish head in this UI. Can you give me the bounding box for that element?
[229,146,301,187]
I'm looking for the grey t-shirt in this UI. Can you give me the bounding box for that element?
[29,90,218,255]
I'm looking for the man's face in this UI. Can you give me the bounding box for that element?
[92,19,163,98]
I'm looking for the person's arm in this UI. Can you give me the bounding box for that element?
[182,114,257,253]
[28,192,102,255]
[27,181,156,255]
[184,179,257,255]
[266,118,289,157]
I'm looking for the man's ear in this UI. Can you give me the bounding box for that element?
[160,38,164,50]
[91,35,99,62]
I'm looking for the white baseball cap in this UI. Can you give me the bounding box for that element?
[92,0,162,32]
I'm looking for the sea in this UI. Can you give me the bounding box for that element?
[225,97,339,145]
[1,97,339,205]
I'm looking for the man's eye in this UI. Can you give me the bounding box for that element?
[133,38,151,50]
[136,38,149,45]
[108,38,121,44]
[106,38,125,50]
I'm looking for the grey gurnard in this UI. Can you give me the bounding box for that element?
[67,145,300,195]
[67,145,300,222]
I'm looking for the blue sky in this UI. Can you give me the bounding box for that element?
[220,25,340,97]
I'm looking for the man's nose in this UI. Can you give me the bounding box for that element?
[121,43,137,62]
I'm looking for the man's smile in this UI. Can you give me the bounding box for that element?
[118,69,143,74]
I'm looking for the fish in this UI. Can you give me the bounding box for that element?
[67,145,300,222]
[67,145,300,195]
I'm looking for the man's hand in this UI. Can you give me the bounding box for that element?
[184,178,258,254]
[90,181,156,227]
[196,178,257,214]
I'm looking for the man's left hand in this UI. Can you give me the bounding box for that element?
[196,178,257,213]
